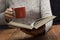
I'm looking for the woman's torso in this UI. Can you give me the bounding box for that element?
[9,0,41,25]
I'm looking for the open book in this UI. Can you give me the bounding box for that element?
[8,16,56,29]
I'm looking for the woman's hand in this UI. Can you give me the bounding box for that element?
[4,8,14,19]
[4,8,15,23]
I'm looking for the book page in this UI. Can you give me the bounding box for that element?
[8,21,33,29]
[34,16,56,29]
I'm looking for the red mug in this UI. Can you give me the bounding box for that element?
[13,7,26,18]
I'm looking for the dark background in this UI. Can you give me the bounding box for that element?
[50,0,60,24]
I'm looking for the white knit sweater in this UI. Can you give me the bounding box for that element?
[0,0,53,32]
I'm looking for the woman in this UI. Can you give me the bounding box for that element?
[0,0,53,33]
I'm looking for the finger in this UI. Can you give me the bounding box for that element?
[6,8,14,12]
[5,14,14,18]
[5,11,14,15]
[12,8,15,11]
[5,12,15,17]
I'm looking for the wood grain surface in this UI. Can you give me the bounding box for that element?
[0,25,60,40]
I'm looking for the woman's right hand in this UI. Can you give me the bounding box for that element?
[4,8,14,19]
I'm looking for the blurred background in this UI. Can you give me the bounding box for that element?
[50,0,60,24]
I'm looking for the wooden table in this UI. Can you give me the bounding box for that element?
[0,25,60,40]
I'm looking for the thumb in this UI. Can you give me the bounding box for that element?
[12,8,15,11]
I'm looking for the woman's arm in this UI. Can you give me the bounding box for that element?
[41,0,53,32]
[0,13,6,25]
[0,0,9,25]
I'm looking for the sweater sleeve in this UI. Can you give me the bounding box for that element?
[41,0,53,32]
[0,0,9,25]
[0,12,6,25]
